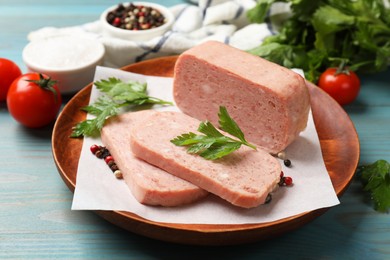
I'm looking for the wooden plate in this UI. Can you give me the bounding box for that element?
[52,56,359,245]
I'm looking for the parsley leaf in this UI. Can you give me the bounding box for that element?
[357,160,390,212]
[170,106,256,160]
[71,78,172,138]
[199,142,242,160]
[218,106,256,149]
[246,0,274,23]
[198,121,224,138]
[70,119,101,138]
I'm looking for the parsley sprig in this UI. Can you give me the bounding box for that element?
[357,160,390,213]
[71,77,172,138]
[170,106,256,160]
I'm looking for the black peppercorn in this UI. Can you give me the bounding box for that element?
[95,150,104,158]
[107,160,116,168]
[110,164,119,172]
[101,149,110,158]
[265,194,272,204]
[284,159,291,167]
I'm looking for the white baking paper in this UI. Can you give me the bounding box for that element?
[72,66,340,224]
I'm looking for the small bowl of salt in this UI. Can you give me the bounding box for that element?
[22,35,105,94]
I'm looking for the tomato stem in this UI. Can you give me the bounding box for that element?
[328,57,351,75]
[335,59,350,76]
[26,74,59,103]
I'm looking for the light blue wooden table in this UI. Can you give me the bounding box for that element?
[1,1,389,259]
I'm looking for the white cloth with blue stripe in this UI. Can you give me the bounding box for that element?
[28,0,291,68]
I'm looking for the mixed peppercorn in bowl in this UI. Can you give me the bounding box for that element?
[100,2,174,41]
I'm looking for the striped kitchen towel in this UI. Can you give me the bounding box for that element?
[28,0,291,68]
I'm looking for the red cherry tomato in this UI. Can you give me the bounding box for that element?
[0,58,22,101]
[7,73,62,128]
[318,68,360,105]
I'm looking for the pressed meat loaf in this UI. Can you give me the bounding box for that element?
[101,110,208,207]
[173,40,310,154]
[129,111,282,209]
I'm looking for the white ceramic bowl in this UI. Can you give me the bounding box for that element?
[22,35,105,94]
[100,2,174,42]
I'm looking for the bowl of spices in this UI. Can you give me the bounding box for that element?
[100,2,174,42]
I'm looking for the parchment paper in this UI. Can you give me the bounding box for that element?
[71,66,340,224]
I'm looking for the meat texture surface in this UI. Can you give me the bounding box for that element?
[130,111,282,209]
[173,41,310,153]
[101,110,208,207]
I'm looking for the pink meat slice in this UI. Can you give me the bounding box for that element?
[130,111,282,209]
[173,40,310,154]
[101,110,208,207]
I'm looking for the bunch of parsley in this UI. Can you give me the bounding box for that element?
[247,0,390,82]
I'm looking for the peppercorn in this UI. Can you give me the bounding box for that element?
[90,144,100,154]
[113,17,121,27]
[279,176,294,186]
[116,3,125,12]
[107,12,116,24]
[101,148,110,158]
[104,155,114,164]
[110,164,119,172]
[107,160,116,168]
[277,151,286,160]
[114,170,123,179]
[265,193,272,204]
[284,159,292,167]
[284,176,293,186]
[95,149,104,158]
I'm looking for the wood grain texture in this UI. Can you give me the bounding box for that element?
[52,56,359,245]
[1,0,390,258]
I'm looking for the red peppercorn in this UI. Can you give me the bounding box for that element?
[284,176,293,186]
[90,144,100,154]
[104,155,114,164]
[113,17,121,26]
[280,171,284,178]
